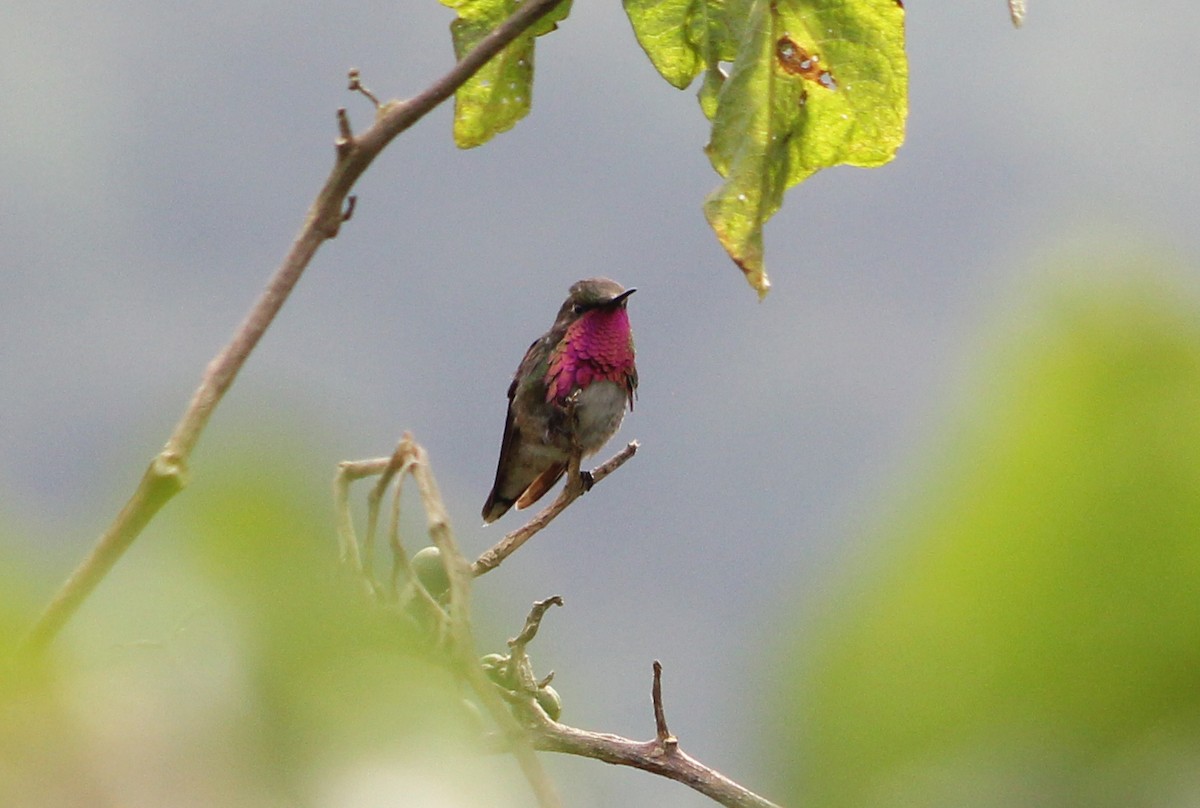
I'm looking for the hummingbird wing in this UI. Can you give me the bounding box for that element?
[482,336,564,523]
[481,375,524,523]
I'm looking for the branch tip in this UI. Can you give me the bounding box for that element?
[335,107,354,155]
[651,660,674,746]
[347,67,382,109]
[510,595,564,650]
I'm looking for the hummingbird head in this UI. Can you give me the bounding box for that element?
[553,278,636,330]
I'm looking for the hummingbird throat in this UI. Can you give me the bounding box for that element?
[546,306,633,406]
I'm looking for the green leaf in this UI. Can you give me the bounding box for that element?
[444,0,572,149]
[622,0,703,89]
[624,0,744,99]
[625,0,907,297]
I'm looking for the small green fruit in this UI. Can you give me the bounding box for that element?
[480,653,513,688]
[410,546,449,598]
[536,685,563,721]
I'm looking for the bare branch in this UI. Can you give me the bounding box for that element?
[651,660,675,747]
[472,441,639,577]
[21,0,571,655]
[336,441,449,631]
[335,107,355,156]
[489,607,782,808]
[403,439,562,808]
[365,440,416,582]
[386,462,412,600]
[333,455,391,576]
[511,596,564,651]
[530,722,782,808]
[528,663,783,808]
[347,68,381,109]
[20,454,186,651]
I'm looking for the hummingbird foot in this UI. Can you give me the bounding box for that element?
[579,469,594,491]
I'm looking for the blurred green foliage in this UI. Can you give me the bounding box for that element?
[0,447,519,806]
[775,265,1200,806]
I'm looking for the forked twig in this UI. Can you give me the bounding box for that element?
[334,456,391,574]
[489,601,784,808]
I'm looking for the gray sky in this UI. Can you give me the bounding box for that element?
[3,0,1200,804]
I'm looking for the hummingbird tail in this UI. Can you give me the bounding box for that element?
[515,461,567,511]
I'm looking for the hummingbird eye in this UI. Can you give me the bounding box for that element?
[572,303,585,314]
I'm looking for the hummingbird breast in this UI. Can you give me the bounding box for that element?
[571,379,632,454]
[541,305,636,455]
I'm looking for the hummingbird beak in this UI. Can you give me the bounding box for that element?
[608,288,636,306]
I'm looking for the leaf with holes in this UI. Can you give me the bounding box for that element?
[625,0,907,297]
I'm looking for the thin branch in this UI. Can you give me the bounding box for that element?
[347,68,382,109]
[334,456,391,574]
[651,660,675,747]
[365,441,415,582]
[529,718,782,808]
[511,596,564,651]
[336,441,448,629]
[386,462,412,599]
[21,454,186,652]
[472,441,639,577]
[404,439,562,808]
[491,606,781,808]
[531,663,781,808]
[21,0,571,656]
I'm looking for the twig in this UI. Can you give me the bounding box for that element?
[335,439,448,627]
[21,454,186,652]
[530,722,781,808]
[488,604,781,808]
[347,68,381,109]
[528,663,783,808]
[386,461,411,599]
[499,595,564,703]
[21,0,572,656]
[511,596,564,651]
[471,441,639,577]
[334,456,392,574]
[365,441,415,582]
[651,660,675,747]
[404,439,562,808]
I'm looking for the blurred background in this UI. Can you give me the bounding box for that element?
[3,0,1200,805]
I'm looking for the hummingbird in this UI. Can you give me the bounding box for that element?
[482,278,637,523]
